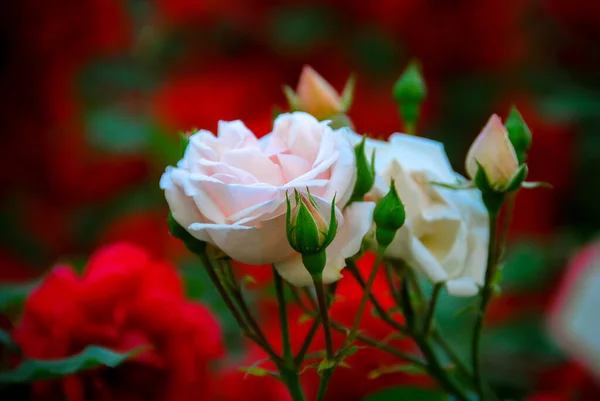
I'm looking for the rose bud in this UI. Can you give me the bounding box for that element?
[373,179,406,248]
[283,65,355,126]
[393,61,427,134]
[286,189,338,276]
[466,114,526,193]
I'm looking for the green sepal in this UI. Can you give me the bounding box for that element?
[322,192,338,249]
[349,136,376,203]
[168,213,206,254]
[327,113,355,130]
[178,132,190,159]
[473,162,505,215]
[521,181,553,189]
[505,164,528,192]
[283,85,300,111]
[340,74,356,111]
[505,106,532,164]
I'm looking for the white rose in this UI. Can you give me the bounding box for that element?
[348,132,489,297]
[161,112,375,286]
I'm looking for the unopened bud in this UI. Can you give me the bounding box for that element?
[286,189,338,275]
[283,66,355,124]
[466,114,521,193]
[505,106,532,164]
[373,180,406,248]
[393,61,427,134]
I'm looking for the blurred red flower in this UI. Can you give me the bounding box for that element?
[12,243,224,401]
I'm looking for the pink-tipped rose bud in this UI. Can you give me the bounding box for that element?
[466,114,520,192]
[295,66,344,120]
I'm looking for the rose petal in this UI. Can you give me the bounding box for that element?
[189,214,294,265]
[221,148,284,185]
[446,277,480,297]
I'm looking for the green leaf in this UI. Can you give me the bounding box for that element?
[0,345,143,384]
[85,107,153,154]
[238,357,271,379]
[0,281,39,315]
[364,387,447,401]
[367,363,428,379]
[317,358,335,373]
[0,328,21,355]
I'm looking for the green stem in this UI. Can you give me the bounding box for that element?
[384,260,404,307]
[417,337,471,401]
[400,270,470,401]
[316,368,335,401]
[295,317,321,364]
[313,275,334,360]
[345,258,407,334]
[348,250,385,341]
[274,267,307,401]
[497,191,517,263]
[274,266,293,362]
[280,367,307,401]
[424,283,443,336]
[472,213,499,401]
[330,321,425,367]
[432,331,471,379]
[216,259,281,363]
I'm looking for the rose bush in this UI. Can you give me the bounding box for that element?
[12,243,223,401]
[349,132,488,296]
[161,111,375,286]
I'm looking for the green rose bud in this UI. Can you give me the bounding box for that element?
[393,61,427,135]
[373,180,406,248]
[286,189,338,276]
[505,106,532,164]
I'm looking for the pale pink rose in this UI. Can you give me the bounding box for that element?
[161,112,375,286]
[295,65,343,119]
[465,114,520,191]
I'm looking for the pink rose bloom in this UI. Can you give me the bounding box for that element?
[161,112,374,286]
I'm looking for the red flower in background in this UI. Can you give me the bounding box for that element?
[12,243,223,401]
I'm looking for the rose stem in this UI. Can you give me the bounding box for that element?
[472,213,500,401]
